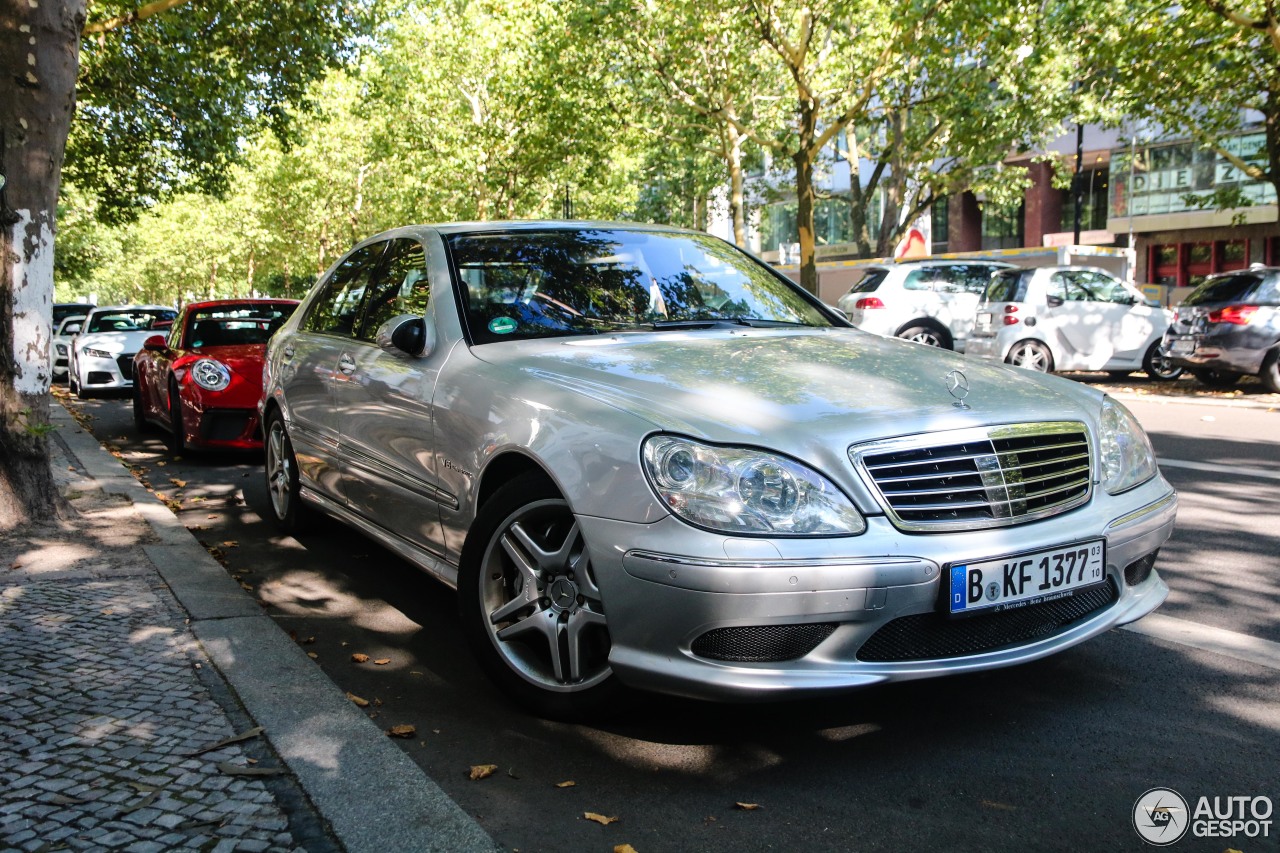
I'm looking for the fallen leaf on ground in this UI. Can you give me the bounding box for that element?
[734,802,761,811]
[239,582,253,591]
[351,653,370,663]
[306,652,318,659]
[555,780,576,788]
[169,478,187,488]
[216,761,284,776]
[507,768,519,779]
[156,461,167,467]
[346,693,370,708]
[221,540,238,547]
[387,724,416,738]
[469,764,498,780]
[584,812,619,825]
[46,794,90,805]
[980,800,1016,811]
[207,514,217,519]
[186,726,264,757]
[614,845,638,853]
[116,791,158,815]
[374,658,391,665]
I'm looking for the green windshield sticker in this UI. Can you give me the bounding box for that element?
[488,316,517,335]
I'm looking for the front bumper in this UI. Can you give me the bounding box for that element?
[77,352,136,389]
[583,477,1175,700]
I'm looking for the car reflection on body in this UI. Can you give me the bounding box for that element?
[260,223,1176,719]
[133,299,299,452]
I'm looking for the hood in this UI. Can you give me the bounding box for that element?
[180,344,268,381]
[473,327,1103,458]
[76,329,161,354]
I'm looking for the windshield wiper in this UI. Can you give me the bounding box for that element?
[648,317,814,330]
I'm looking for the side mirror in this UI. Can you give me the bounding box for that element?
[142,334,168,352]
[376,314,434,358]
[1045,295,1064,308]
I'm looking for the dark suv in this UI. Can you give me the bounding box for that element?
[1163,267,1280,390]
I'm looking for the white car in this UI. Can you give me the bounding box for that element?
[52,314,89,381]
[68,305,177,398]
[836,260,1013,352]
[966,266,1182,379]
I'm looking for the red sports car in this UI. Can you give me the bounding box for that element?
[133,299,299,452]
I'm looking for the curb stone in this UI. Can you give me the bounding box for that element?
[50,402,499,853]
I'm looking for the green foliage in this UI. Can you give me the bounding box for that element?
[69,0,373,223]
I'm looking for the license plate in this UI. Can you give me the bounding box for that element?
[1169,337,1195,355]
[976,312,993,332]
[947,540,1105,615]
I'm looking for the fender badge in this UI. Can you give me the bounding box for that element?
[945,369,971,410]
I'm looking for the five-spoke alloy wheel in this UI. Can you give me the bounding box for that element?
[460,472,620,720]
[1006,340,1053,373]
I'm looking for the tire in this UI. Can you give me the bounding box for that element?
[458,471,623,721]
[1006,340,1053,373]
[263,408,312,534]
[1191,368,1241,388]
[71,358,90,399]
[897,324,951,349]
[167,381,188,453]
[1143,341,1184,381]
[1260,349,1280,393]
[132,379,154,432]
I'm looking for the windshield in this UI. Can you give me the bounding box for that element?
[1182,273,1271,306]
[446,229,834,343]
[850,269,889,294]
[185,303,297,348]
[86,309,176,334]
[985,269,1032,303]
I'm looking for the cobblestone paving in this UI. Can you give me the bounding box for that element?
[0,576,305,852]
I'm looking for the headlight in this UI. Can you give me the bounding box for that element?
[191,358,232,391]
[82,347,113,359]
[642,436,866,536]
[1099,397,1157,494]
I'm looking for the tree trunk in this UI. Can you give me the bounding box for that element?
[793,101,819,295]
[0,0,86,530]
[726,123,746,248]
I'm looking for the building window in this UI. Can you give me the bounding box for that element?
[1060,168,1109,232]
[1147,239,1249,287]
[931,198,948,255]
[981,200,1024,250]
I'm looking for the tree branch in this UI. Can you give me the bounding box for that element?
[83,0,192,35]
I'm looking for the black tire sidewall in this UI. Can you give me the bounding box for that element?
[263,410,309,534]
[457,471,623,721]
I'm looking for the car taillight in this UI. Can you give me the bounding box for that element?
[1206,305,1258,325]
[1003,305,1019,325]
[855,297,884,310]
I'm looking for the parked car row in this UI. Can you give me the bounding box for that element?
[838,259,1182,381]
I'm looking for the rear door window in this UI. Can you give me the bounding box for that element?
[303,243,388,337]
[356,239,431,342]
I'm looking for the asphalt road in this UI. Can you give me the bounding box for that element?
[58,385,1280,853]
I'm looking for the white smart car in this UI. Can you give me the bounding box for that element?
[69,305,177,398]
[966,266,1181,379]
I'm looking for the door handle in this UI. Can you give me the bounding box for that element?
[281,345,295,360]
[338,354,356,376]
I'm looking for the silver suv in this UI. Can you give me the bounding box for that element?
[836,260,1013,351]
[262,223,1173,719]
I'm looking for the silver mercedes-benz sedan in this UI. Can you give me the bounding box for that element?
[261,222,1175,719]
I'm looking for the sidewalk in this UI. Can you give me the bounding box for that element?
[0,404,496,853]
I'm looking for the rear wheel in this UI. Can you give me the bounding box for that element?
[264,409,313,534]
[1006,340,1053,373]
[1191,368,1241,388]
[896,324,951,349]
[1260,349,1280,393]
[459,472,622,721]
[132,379,154,432]
[1143,341,1184,381]
[167,381,187,453]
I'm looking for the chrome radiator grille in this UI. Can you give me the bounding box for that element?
[852,423,1092,531]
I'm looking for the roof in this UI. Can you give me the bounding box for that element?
[183,298,299,310]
